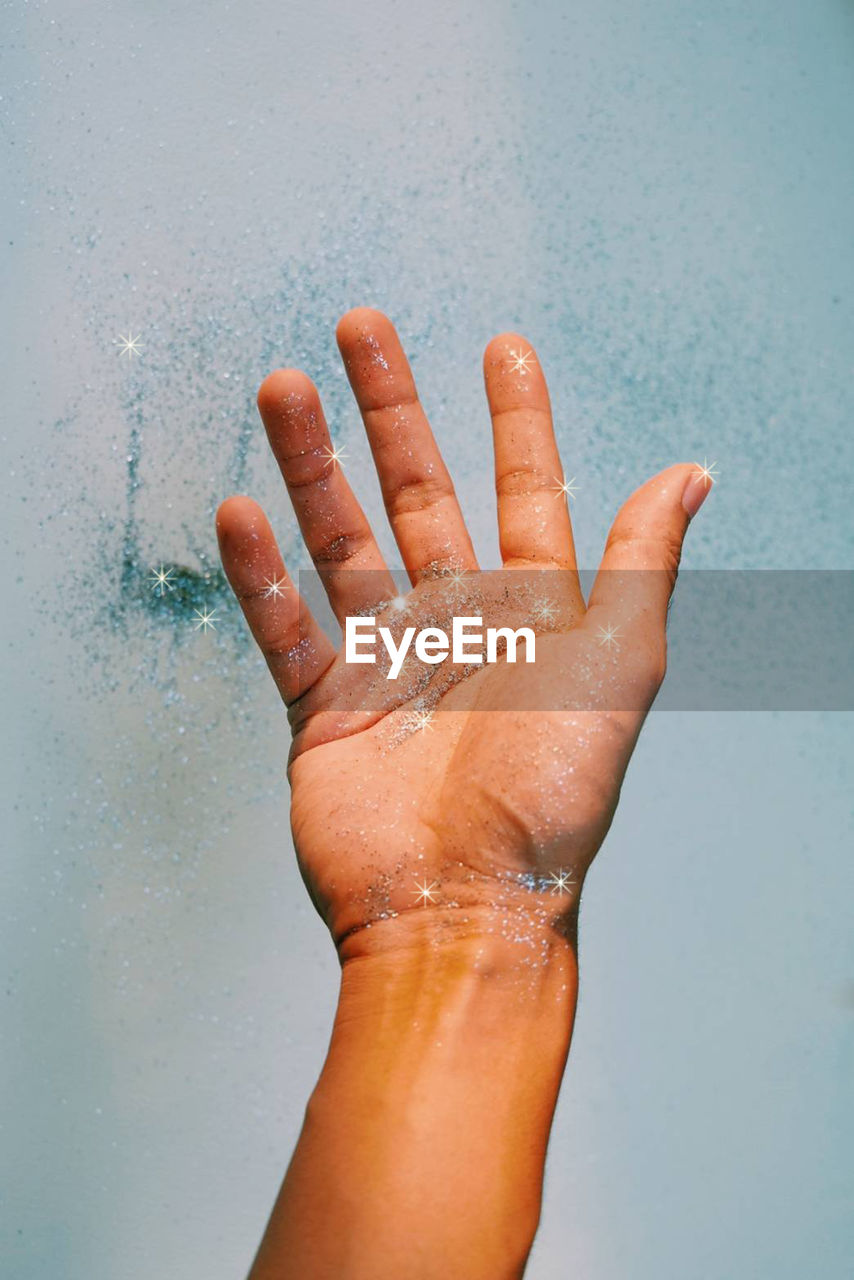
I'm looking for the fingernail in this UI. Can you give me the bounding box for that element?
[682,469,714,518]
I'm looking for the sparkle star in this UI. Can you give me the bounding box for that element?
[412,878,439,907]
[321,443,348,470]
[508,346,536,375]
[263,575,289,600]
[693,457,719,488]
[411,708,435,733]
[441,563,471,600]
[552,475,579,501]
[193,607,218,632]
[596,623,621,651]
[441,564,469,590]
[548,869,575,896]
[532,598,558,626]
[149,564,175,595]
[115,331,143,358]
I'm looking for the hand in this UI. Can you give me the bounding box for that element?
[217,308,711,959]
[216,307,713,1280]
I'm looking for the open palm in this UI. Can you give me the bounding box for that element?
[217,308,711,956]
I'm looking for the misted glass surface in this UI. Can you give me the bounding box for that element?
[2,1,853,1276]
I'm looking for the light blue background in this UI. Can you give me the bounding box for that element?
[2,1,853,1276]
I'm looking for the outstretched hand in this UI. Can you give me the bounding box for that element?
[216,307,712,961]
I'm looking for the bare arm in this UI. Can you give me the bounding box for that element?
[252,915,576,1279]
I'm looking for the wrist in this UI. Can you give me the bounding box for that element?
[255,903,580,1279]
[335,897,578,1015]
[331,908,578,1068]
[332,898,580,1081]
[291,910,578,1279]
[332,860,583,963]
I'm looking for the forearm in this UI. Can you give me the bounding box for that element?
[249,908,579,1280]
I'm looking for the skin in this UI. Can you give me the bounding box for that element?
[216,307,712,1279]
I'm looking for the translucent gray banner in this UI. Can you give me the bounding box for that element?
[295,570,854,712]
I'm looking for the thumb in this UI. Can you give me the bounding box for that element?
[584,462,714,682]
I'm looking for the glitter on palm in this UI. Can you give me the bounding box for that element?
[596,623,621,651]
[412,878,439,907]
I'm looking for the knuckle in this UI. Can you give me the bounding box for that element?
[605,528,684,573]
[260,621,302,659]
[386,473,455,518]
[494,467,554,500]
[311,526,372,566]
